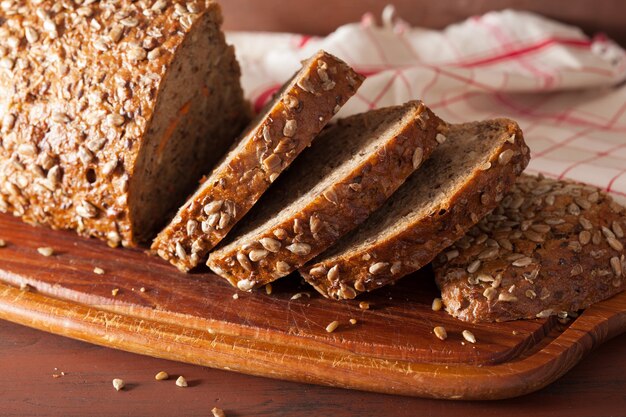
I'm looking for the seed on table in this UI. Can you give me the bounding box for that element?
[155,371,169,381]
[37,246,54,257]
[112,378,125,391]
[434,326,447,340]
[431,298,443,311]
[212,407,226,417]
[175,376,188,387]
[462,330,477,344]
[359,301,370,310]
[326,320,340,333]
[93,267,105,275]
[349,319,357,325]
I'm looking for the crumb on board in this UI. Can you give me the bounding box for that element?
[93,267,105,275]
[232,293,239,300]
[359,301,370,310]
[111,288,119,296]
[349,319,357,325]
[431,297,443,311]
[175,376,188,387]
[112,378,125,391]
[265,284,272,295]
[0,239,6,247]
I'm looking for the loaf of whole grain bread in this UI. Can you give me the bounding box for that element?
[0,0,250,247]
[434,174,626,323]
[207,101,445,291]
[152,50,364,272]
[301,119,529,300]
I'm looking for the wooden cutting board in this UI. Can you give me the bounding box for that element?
[0,213,625,400]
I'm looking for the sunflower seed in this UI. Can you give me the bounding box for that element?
[498,149,515,165]
[610,257,622,277]
[412,147,424,169]
[327,265,339,280]
[467,260,481,274]
[236,252,252,271]
[275,261,291,274]
[283,120,297,137]
[259,237,281,252]
[369,262,389,275]
[570,264,583,276]
[512,257,533,267]
[433,326,447,340]
[248,249,269,262]
[236,278,255,292]
[607,237,623,252]
[155,371,169,381]
[483,287,497,300]
[478,247,499,260]
[325,320,339,333]
[286,242,311,256]
[462,330,476,343]
[498,292,518,302]
[579,230,591,245]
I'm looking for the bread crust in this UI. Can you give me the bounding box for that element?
[301,119,529,300]
[207,102,444,291]
[0,1,248,247]
[153,50,364,272]
[433,174,626,323]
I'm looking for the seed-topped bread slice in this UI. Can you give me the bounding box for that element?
[207,101,446,291]
[152,51,364,272]
[434,174,626,323]
[301,119,529,300]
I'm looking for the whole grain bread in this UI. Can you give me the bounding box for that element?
[301,119,529,300]
[152,50,364,272]
[0,0,250,247]
[207,101,445,291]
[433,174,626,323]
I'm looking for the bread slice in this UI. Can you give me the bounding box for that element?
[0,1,250,247]
[152,51,364,271]
[207,101,446,291]
[434,174,626,323]
[301,119,530,300]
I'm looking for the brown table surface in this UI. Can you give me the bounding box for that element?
[4,2,626,416]
[1,318,626,416]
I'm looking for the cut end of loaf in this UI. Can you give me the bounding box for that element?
[152,50,365,272]
[129,5,250,244]
[302,118,530,300]
[207,101,445,290]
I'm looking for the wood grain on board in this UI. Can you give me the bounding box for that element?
[0,213,625,400]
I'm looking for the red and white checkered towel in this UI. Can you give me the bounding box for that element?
[227,9,626,202]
